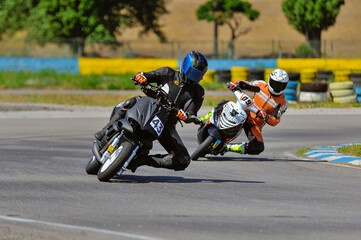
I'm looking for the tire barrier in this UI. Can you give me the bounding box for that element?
[333,94,357,104]
[248,68,265,81]
[264,68,275,82]
[284,88,297,96]
[285,94,297,102]
[298,82,328,103]
[215,69,231,83]
[203,70,215,84]
[334,70,351,82]
[351,73,361,86]
[284,81,298,103]
[329,81,354,91]
[316,70,333,82]
[288,72,300,81]
[300,82,328,92]
[300,68,317,83]
[330,89,355,98]
[287,81,298,90]
[299,91,327,102]
[329,81,357,103]
[355,86,361,103]
[355,86,361,95]
[231,66,248,82]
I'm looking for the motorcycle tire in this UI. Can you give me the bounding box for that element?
[191,135,216,161]
[97,141,134,182]
[85,156,102,175]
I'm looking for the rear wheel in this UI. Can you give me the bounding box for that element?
[85,156,101,175]
[191,135,216,161]
[97,141,134,182]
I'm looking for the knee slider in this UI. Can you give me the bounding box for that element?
[174,155,190,171]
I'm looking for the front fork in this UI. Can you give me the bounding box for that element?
[99,130,141,176]
[117,145,139,176]
[99,131,124,164]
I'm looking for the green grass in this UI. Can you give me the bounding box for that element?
[0,93,137,106]
[1,70,361,107]
[0,70,135,90]
[296,147,313,156]
[0,93,241,107]
[337,144,361,157]
[0,70,231,91]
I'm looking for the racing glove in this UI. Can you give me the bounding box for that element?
[256,110,269,121]
[177,109,190,121]
[132,72,147,85]
[227,82,238,91]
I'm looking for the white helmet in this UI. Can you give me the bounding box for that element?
[268,69,289,95]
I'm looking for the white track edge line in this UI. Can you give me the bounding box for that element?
[0,215,163,240]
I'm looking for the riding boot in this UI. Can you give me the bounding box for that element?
[226,142,246,154]
[128,154,175,173]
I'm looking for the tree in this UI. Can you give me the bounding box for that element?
[282,0,345,57]
[0,0,168,56]
[196,0,259,58]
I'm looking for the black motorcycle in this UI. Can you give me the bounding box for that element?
[85,83,180,182]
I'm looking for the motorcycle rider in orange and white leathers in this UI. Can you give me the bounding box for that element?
[223,69,289,155]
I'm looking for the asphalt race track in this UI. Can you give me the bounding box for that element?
[1,105,361,240]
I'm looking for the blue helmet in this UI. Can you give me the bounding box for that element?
[180,51,208,84]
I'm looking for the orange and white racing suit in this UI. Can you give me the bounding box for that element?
[227,80,288,155]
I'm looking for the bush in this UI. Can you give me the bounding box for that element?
[295,43,316,58]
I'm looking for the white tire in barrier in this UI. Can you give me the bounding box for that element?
[333,94,357,104]
[299,91,327,102]
[329,81,354,91]
[330,89,355,98]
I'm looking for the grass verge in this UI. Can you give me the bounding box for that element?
[0,70,136,90]
[1,93,361,108]
[1,70,361,107]
[0,94,238,107]
[337,144,361,157]
[296,147,313,156]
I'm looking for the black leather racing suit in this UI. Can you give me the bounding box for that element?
[112,67,204,171]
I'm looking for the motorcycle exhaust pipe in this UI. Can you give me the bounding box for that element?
[92,141,102,162]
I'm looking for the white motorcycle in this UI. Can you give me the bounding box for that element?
[191,84,261,160]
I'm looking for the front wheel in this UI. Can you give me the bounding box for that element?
[97,141,134,182]
[85,156,101,175]
[191,135,216,161]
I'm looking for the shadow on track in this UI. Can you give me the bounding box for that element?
[110,175,265,184]
[196,156,324,162]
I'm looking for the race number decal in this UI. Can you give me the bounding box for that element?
[150,115,164,136]
[241,95,252,106]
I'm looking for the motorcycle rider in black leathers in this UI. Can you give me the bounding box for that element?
[94,51,208,172]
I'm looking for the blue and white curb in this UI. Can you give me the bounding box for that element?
[305,144,361,166]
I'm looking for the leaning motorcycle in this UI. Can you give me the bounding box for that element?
[191,85,260,160]
[85,82,180,182]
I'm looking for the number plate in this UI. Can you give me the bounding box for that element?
[150,115,164,136]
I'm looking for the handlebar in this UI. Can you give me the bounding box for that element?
[227,82,260,93]
[136,82,180,117]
